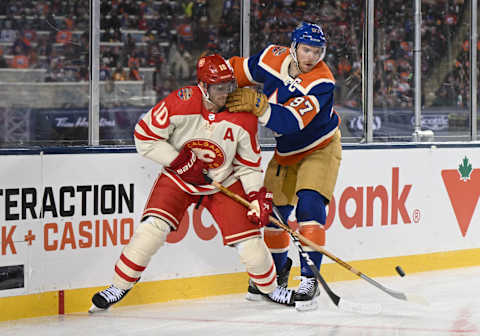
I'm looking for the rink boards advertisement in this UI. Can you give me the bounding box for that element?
[1,146,480,304]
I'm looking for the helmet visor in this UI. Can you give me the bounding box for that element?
[207,80,237,96]
[207,80,237,107]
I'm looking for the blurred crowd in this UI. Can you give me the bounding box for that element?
[245,0,468,109]
[0,0,471,108]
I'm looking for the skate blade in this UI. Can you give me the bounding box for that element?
[295,298,319,312]
[88,304,107,314]
[245,292,263,301]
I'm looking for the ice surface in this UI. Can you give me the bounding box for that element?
[1,266,479,336]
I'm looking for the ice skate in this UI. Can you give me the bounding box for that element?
[246,257,292,301]
[88,285,131,313]
[294,276,320,311]
[265,285,296,306]
[277,257,292,288]
[246,278,264,301]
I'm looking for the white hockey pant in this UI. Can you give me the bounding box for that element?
[113,217,171,290]
[236,237,277,294]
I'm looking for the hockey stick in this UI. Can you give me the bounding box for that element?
[206,178,380,313]
[270,205,381,314]
[208,179,428,306]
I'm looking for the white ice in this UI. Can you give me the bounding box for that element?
[2,266,480,336]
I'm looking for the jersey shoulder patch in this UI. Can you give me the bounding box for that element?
[177,87,193,101]
[164,86,202,116]
[259,45,290,74]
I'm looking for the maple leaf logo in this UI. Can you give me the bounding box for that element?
[441,157,480,237]
[458,156,473,181]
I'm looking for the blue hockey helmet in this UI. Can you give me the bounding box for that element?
[291,22,327,48]
[290,22,327,69]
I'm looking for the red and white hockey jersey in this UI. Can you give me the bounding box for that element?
[134,85,263,195]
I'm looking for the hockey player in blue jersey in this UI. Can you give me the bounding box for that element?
[227,22,342,311]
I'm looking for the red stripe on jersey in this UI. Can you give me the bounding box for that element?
[248,263,275,279]
[138,119,164,140]
[234,153,261,167]
[115,265,140,283]
[120,254,146,272]
[252,136,261,154]
[134,130,157,141]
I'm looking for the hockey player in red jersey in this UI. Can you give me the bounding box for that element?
[227,22,342,311]
[89,54,295,313]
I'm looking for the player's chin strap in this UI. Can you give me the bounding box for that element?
[205,176,428,308]
[198,83,210,100]
[289,43,302,74]
[198,83,222,112]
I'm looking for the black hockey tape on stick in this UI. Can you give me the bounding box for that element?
[207,179,427,306]
[204,176,380,313]
[271,206,381,315]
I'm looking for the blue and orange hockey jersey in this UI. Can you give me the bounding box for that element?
[230,45,340,166]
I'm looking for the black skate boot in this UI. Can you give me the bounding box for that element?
[277,257,292,288]
[246,278,263,301]
[89,285,131,313]
[246,257,292,301]
[294,276,320,311]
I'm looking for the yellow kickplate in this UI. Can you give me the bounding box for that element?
[1,248,479,321]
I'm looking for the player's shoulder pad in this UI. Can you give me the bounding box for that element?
[164,85,202,115]
[298,61,335,93]
[258,44,290,73]
[221,111,259,136]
